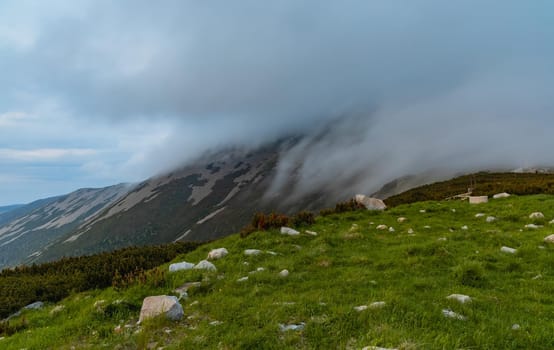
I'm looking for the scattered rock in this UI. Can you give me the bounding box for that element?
[279,322,305,331]
[249,267,265,274]
[369,301,386,309]
[419,209,426,213]
[544,234,554,243]
[461,225,468,230]
[266,250,278,255]
[376,224,388,230]
[437,237,447,241]
[407,228,414,234]
[388,227,395,232]
[530,212,545,219]
[451,208,456,213]
[305,230,318,236]
[237,276,249,282]
[244,249,262,256]
[279,269,289,277]
[281,227,300,235]
[475,213,485,218]
[469,196,488,204]
[525,224,542,229]
[354,195,387,210]
[501,246,517,254]
[169,261,195,272]
[397,217,407,223]
[550,219,554,225]
[486,216,496,223]
[532,274,542,280]
[424,225,431,229]
[442,309,466,320]
[493,192,511,199]
[173,282,201,299]
[193,260,217,271]
[354,305,368,312]
[138,295,183,323]
[512,324,521,330]
[207,248,228,260]
[446,294,471,304]
[24,301,44,310]
[538,245,546,249]
[209,320,223,326]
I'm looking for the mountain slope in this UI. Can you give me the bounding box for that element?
[35,142,336,263]
[0,184,130,268]
[0,205,24,215]
[3,194,554,349]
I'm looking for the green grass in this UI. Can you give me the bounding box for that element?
[3,194,554,349]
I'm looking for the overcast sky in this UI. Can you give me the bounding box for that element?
[1,1,554,205]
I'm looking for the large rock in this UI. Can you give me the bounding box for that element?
[207,248,228,260]
[529,212,545,219]
[355,195,387,210]
[169,261,195,272]
[544,234,554,243]
[138,295,183,323]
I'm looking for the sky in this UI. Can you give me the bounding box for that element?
[1,1,554,205]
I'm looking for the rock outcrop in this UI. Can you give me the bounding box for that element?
[138,295,183,323]
[354,195,387,210]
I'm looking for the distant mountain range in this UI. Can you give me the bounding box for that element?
[0,205,24,215]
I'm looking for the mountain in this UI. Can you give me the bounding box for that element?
[0,185,130,268]
[34,141,338,264]
[0,205,24,215]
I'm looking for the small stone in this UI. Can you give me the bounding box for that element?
[446,294,471,304]
[193,260,217,271]
[530,212,545,219]
[279,322,305,332]
[169,261,195,272]
[279,269,289,277]
[424,225,431,229]
[266,250,278,255]
[451,208,456,213]
[354,305,368,312]
[486,216,496,223]
[550,219,554,225]
[244,249,262,256]
[442,309,466,320]
[388,227,395,232]
[475,213,485,218]
[469,196,488,204]
[419,209,426,213]
[437,237,447,241]
[461,225,468,230]
[50,305,65,315]
[501,246,517,254]
[209,320,223,326]
[369,301,386,309]
[525,224,542,229]
[544,234,554,243]
[397,217,407,223]
[538,245,546,249]
[512,324,521,330]
[493,192,511,199]
[532,274,542,280]
[237,276,249,282]
[407,228,414,234]
[281,227,300,235]
[376,224,388,230]
[305,230,318,236]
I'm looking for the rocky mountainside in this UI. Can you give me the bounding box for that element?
[0,185,130,268]
[34,141,338,264]
[0,205,24,215]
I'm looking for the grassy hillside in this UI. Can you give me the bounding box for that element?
[384,172,554,206]
[3,194,554,349]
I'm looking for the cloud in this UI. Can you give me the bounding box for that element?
[1,1,554,204]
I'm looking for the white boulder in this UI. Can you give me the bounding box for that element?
[237,276,249,282]
[493,192,511,199]
[194,260,217,271]
[486,216,496,223]
[530,212,545,219]
[279,322,305,331]
[388,227,395,232]
[354,305,368,312]
[281,227,300,235]
[369,301,386,309]
[501,246,517,254]
[138,295,183,323]
[397,217,407,223]
[279,269,289,277]
[305,230,318,236]
[244,249,262,256]
[169,261,195,272]
[207,248,228,260]
[475,213,485,218]
[544,234,554,243]
[461,225,468,230]
[354,195,387,210]
[525,224,542,229]
[376,224,388,230]
[446,294,472,304]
